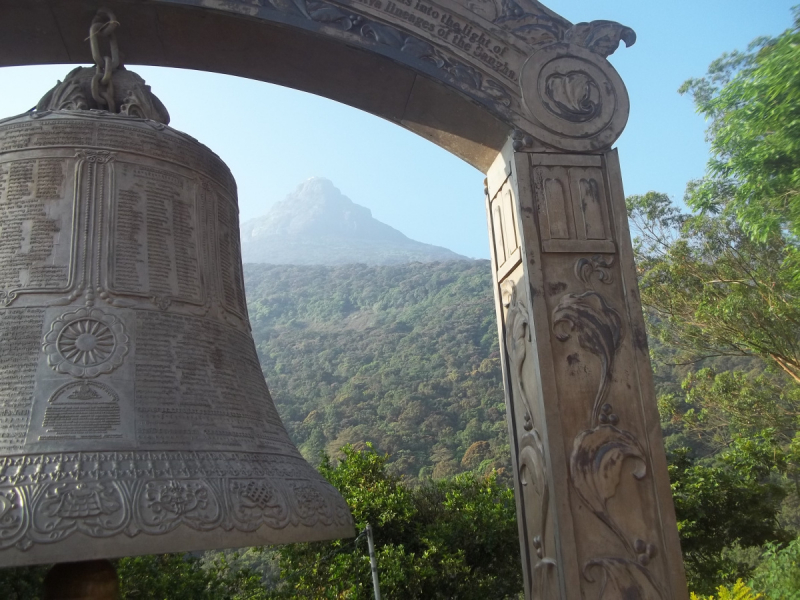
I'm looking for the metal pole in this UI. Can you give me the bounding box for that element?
[365,524,382,600]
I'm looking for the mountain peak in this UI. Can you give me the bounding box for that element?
[240,179,468,265]
[288,177,363,212]
[295,176,348,198]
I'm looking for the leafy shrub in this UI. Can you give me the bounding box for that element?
[691,580,763,600]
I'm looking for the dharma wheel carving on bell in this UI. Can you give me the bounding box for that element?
[0,66,353,566]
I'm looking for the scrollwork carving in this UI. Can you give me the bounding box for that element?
[0,291,18,308]
[34,67,91,112]
[289,481,335,527]
[484,79,513,107]
[552,291,622,424]
[0,489,27,549]
[30,481,128,542]
[519,42,630,151]
[569,409,667,597]
[502,280,535,431]
[544,71,601,123]
[564,21,637,58]
[307,1,363,28]
[268,0,313,19]
[570,420,646,555]
[490,0,570,48]
[361,22,444,68]
[584,557,664,600]
[519,430,558,596]
[502,280,559,588]
[75,150,116,164]
[248,0,514,108]
[136,480,223,534]
[229,479,290,530]
[575,255,614,286]
[151,295,173,311]
[554,262,666,596]
[511,129,535,151]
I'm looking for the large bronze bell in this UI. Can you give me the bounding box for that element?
[0,25,353,567]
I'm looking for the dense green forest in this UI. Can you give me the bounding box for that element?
[245,261,510,482]
[243,245,800,597]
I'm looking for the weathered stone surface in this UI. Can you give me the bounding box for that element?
[0,109,353,566]
[486,144,689,599]
[0,0,634,170]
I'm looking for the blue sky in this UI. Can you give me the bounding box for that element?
[0,1,796,259]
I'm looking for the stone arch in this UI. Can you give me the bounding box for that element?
[1,0,633,169]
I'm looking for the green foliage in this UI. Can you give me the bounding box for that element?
[680,8,800,256]
[627,191,800,383]
[677,369,800,446]
[274,445,522,599]
[691,580,763,600]
[117,552,267,599]
[652,26,800,592]
[0,565,47,600]
[244,261,510,482]
[631,189,800,593]
[669,438,788,594]
[749,538,800,598]
[668,23,800,596]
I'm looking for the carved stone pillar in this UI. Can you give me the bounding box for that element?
[486,145,689,598]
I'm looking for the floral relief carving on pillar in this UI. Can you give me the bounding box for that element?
[502,279,559,597]
[552,256,666,599]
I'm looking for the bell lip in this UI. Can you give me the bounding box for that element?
[0,521,356,568]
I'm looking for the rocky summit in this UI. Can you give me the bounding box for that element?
[239,177,468,265]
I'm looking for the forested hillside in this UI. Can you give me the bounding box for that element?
[244,261,511,481]
[241,245,800,595]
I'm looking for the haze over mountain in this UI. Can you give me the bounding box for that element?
[240,177,469,265]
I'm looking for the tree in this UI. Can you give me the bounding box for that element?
[669,439,788,593]
[117,552,268,600]
[749,538,800,598]
[628,191,800,382]
[274,445,522,599]
[680,8,800,257]
[690,580,763,600]
[0,552,269,600]
[629,192,800,593]
[0,565,46,600]
[244,261,510,483]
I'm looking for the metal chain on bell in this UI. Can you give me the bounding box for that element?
[88,8,120,112]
